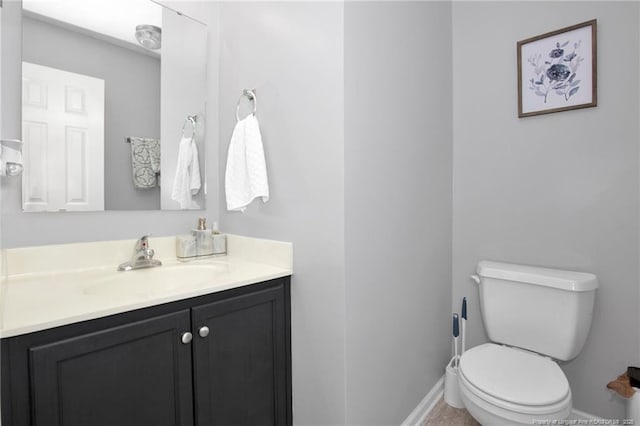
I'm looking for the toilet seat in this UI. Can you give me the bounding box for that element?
[458,343,571,419]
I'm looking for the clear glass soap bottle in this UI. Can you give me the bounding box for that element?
[194,218,214,256]
[212,221,226,255]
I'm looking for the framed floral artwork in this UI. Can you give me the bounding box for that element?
[517,19,597,118]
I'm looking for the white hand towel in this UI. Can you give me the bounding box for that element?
[225,115,269,212]
[171,136,201,209]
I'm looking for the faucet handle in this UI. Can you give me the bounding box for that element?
[135,234,152,251]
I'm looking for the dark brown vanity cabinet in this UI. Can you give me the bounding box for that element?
[1,277,291,426]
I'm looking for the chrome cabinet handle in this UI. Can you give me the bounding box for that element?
[198,326,210,338]
[181,332,193,344]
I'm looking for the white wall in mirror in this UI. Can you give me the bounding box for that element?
[160,9,207,210]
[20,0,207,212]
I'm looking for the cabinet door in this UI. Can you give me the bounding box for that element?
[192,285,287,426]
[29,310,194,426]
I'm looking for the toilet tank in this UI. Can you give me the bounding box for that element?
[476,261,598,361]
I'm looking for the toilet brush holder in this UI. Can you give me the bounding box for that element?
[627,388,640,423]
[444,356,464,408]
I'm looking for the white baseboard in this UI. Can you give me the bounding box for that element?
[570,408,601,420]
[401,375,600,425]
[402,375,444,426]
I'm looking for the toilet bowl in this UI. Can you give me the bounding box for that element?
[458,343,571,425]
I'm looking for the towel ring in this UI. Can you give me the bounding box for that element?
[181,115,197,139]
[236,89,257,121]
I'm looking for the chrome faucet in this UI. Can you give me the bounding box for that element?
[118,235,163,271]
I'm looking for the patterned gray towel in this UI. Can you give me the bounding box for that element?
[129,137,161,189]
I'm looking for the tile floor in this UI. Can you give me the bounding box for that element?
[421,398,480,425]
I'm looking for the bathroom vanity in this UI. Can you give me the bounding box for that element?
[0,235,293,426]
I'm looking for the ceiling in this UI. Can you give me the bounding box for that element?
[22,0,162,49]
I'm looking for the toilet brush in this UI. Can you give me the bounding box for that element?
[461,297,467,355]
[453,313,459,367]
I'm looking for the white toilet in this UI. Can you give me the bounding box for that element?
[458,260,598,425]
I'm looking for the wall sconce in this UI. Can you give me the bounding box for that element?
[0,138,23,177]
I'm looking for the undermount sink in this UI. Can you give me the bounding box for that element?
[83,262,229,297]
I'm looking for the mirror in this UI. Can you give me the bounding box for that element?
[20,0,208,212]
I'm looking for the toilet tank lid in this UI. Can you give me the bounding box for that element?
[477,261,598,292]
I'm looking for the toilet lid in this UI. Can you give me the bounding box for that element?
[459,343,570,406]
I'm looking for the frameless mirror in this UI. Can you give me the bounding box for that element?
[21,0,207,212]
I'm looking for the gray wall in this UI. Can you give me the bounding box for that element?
[1,0,219,248]
[344,2,452,424]
[217,3,346,424]
[22,15,161,211]
[0,5,3,418]
[452,1,640,419]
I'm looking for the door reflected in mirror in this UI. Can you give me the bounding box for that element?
[21,0,207,212]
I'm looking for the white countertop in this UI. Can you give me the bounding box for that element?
[0,235,293,338]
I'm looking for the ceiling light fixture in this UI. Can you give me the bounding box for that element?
[135,24,161,50]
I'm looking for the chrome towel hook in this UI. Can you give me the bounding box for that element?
[236,89,257,121]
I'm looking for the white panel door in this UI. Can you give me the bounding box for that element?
[22,62,104,212]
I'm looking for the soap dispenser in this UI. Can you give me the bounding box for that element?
[194,218,214,256]
[212,221,227,255]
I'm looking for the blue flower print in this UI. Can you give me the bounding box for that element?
[546,64,571,81]
[528,38,583,103]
